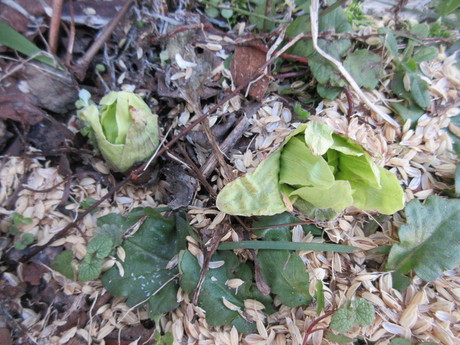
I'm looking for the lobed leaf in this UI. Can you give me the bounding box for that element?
[386,196,460,282]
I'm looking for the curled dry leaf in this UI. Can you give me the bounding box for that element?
[231,44,270,102]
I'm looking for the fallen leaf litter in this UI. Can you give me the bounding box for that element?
[1,6,460,345]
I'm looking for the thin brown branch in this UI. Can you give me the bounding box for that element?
[202,119,235,182]
[201,116,250,179]
[49,0,64,54]
[65,0,76,66]
[344,87,354,117]
[302,308,337,345]
[193,224,230,304]
[177,143,217,198]
[74,0,134,80]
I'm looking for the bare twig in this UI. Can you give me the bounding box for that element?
[177,143,217,198]
[49,0,64,54]
[202,118,235,182]
[192,225,230,304]
[65,0,76,66]
[201,116,250,178]
[74,0,134,79]
[301,308,337,345]
[344,87,354,118]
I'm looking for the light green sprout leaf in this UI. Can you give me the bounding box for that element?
[216,151,286,216]
[353,298,375,326]
[330,306,355,333]
[79,91,160,172]
[386,196,460,282]
[217,122,404,219]
[86,235,113,259]
[78,259,102,282]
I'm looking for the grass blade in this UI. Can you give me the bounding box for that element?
[218,241,358,253]
[0,20,54,66]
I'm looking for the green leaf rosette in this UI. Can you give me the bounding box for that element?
[79,91,159,172]
[217,122,404,220]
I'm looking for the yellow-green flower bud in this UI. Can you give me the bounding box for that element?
[79,91,159,172]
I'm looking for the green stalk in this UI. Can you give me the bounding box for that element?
[218,240,358,253]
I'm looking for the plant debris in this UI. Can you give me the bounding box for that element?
[0,0,459,344]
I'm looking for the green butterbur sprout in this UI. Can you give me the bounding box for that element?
[79,91,160,172]
[217,122,404,219]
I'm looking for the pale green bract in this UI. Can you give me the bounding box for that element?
[216,122,404,219]
[79,91,159,172]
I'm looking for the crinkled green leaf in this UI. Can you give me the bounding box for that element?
[410,73,430,109]
[179,250,273,333]
[101,209,188,308]
[87,235,113,259]
[343,49,381,89]
[51,251,74,279]
[353,298,375,326]
[304,121,334,156]
[335,152,381,189]
[280,136,334,187]
[389,338,411,345]
[349,167,404,215]
[331,134,365,156]
[330,306,355,333]
[308,54,335,84]
[386,196,460,281]
[290,181,354,211]
[216,150,286,216]
[79,259,102,282]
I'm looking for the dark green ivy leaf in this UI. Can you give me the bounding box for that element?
[386,196,460,282]
[101,209,188,309]
[343,49,381,89]
[179,250,273,333]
